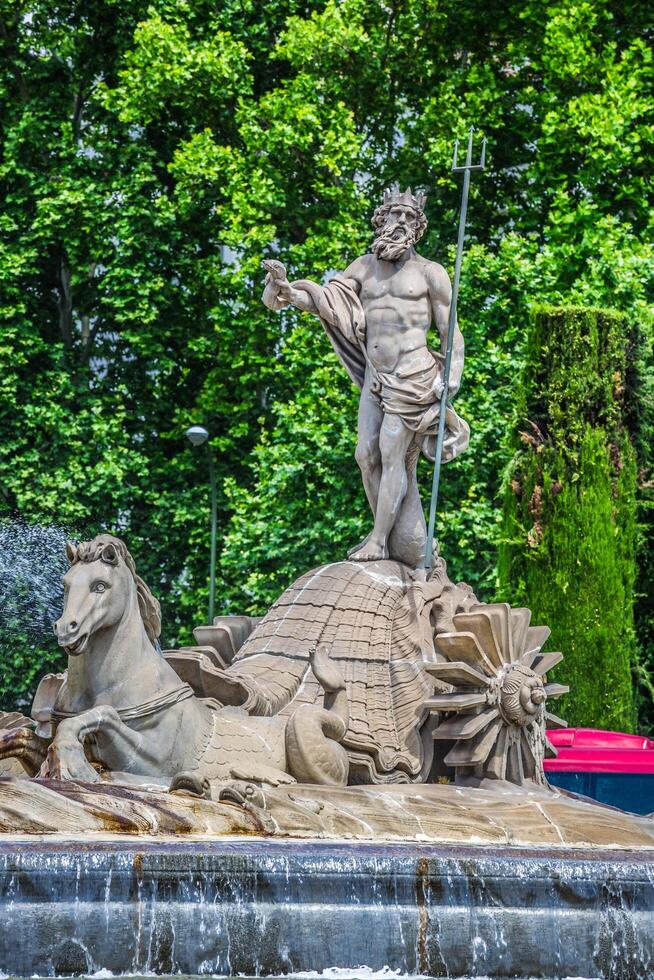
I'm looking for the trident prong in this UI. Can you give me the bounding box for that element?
[452,126,487,173]
[423,126,487,571]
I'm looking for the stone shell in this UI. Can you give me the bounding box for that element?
[231,560,436,783]
[171,560,438,784]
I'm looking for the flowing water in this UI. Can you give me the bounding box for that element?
[0,519,73,706]
[0,840,649,979]
[0,519,70,642]
[0,972,606,979]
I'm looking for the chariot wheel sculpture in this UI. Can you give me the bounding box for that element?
[425,603,568,786]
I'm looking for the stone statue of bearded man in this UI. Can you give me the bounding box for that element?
[262,186,469,569]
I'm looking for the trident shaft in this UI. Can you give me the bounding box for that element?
[423,126,486,570]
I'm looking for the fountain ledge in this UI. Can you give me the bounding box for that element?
[0,779,653,976]
[0,836,652,978]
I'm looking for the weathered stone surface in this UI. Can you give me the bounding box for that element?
[427,601,568,786]
[194,559,438,784]
[1,533,567,794]
[180,558,478,785]
[0,535,350,790]
[0,776,652,849]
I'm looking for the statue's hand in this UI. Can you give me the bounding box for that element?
[432,376,445,400]
[262,258,287,280]
[262,259,292,310]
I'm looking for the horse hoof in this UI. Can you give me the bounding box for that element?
[40,739,100,783]
[169,771,211,799]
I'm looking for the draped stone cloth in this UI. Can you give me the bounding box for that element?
[293,275,469,462]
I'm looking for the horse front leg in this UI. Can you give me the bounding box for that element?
[41,706,144,782]
[0,727,51,777]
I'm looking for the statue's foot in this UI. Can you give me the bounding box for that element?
[349,537,389,562]
[39,738,99,783]
[347,532,371,558]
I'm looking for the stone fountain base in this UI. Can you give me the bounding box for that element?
[0,779,653,978]
[0,836,652,979]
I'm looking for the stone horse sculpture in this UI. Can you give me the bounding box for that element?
[0,535,349,791]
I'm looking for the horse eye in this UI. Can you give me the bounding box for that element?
[93,582,108,594]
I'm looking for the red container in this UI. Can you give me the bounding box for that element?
[545,727,654,773]
[544,727,654,814]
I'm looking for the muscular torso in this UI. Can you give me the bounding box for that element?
[355,254,435,372]
[275,245,457,387]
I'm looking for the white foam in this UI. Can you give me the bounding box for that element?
[17,970,604,980]
[272,971,424,979]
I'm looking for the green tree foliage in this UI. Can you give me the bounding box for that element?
[0,1,652,720]
[498,309,637,731]
[625,322,654,733]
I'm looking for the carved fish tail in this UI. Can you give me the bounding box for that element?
[285,706,349,786]
[284,646,349,786]
[309,644,349,730]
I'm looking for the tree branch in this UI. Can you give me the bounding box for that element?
[80,317,105,366]
[57,258,73,348]
[72,90,86,141]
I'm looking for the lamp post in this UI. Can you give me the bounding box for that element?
[185,425,217,624]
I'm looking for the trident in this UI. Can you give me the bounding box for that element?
[422,126,486,571]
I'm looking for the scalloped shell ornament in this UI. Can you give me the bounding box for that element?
[425,603,568,786]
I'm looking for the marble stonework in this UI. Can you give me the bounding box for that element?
[0,776,652,850]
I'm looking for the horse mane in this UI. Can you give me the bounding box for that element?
[67,534,162,645]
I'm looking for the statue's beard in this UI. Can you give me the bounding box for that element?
[372,222,416,261]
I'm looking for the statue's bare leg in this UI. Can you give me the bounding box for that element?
[350,413,414,561]
[349,375,383,557]
[387,441,427,568]
[354,374,383,513]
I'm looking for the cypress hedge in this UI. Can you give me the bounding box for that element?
[498,307,637,732]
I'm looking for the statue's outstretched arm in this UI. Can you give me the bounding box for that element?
[262,257,364,317]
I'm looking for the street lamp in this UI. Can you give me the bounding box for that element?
[185,425,217,623]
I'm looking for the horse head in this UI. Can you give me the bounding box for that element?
[54,534,161,656]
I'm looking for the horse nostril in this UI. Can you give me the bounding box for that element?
[53,622,59,636]
[69,621,78,632]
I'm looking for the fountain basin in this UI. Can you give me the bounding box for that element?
[0,836,652,979]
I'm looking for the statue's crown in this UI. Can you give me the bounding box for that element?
[382,184,427,211]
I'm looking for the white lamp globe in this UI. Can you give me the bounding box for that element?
[185,425,209,447]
